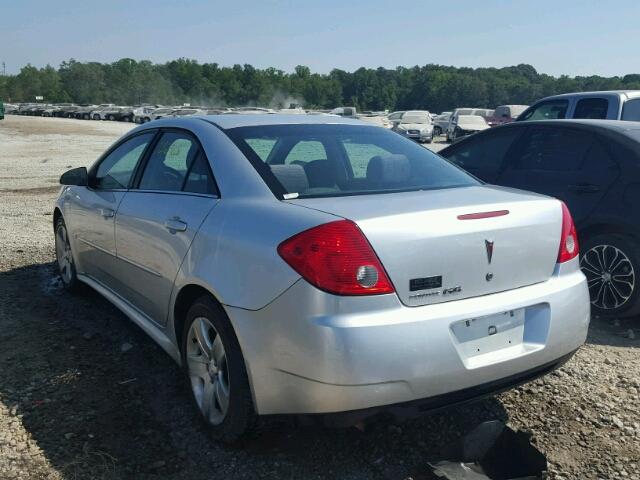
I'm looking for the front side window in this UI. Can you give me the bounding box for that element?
[622,98,640,121]
[93,132,154,189]
[519,100,569,121]
[574,98,608,119]
[227,124,478,198]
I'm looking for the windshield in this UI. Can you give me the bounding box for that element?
[401,113,430,124]
[225,124,477,199]
[457,115,488,127]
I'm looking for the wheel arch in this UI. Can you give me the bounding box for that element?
[53,207,63,231]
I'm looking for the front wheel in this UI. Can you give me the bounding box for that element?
[580,234,640,318]
[433,126,442,136]
[55,217,80,292]
[182,296,256,443]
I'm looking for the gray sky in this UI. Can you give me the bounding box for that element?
[3,0,640,77]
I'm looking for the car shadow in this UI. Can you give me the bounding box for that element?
[1,260,631,479]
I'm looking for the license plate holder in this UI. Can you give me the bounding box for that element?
[451,309,525,359]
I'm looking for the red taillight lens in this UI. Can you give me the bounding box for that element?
[557,202,579,263]
[277,220,395,296]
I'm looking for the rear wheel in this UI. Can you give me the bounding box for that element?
[580,234,640,318]
[182,296,256,443]
[433,126,442,136]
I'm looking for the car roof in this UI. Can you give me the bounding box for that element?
[537,90,640,101]
[200,113,370,129]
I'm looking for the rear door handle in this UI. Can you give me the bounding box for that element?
[568,184,600,193]
[99,208,115,218]
[164,217,188,232]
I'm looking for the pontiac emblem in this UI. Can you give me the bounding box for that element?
[485,240,494,264]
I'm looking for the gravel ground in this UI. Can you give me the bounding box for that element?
[0,115,638,480]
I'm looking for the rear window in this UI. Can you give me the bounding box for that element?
[225,124,477,199]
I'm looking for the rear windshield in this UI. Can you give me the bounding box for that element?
[225,124,477,199]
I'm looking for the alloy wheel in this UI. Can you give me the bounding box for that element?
[580,244,635,310]
[55,223,74,284]
[186,317,230,425]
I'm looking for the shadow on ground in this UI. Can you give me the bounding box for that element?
[2,260,635,479]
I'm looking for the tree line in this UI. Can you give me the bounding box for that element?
[2,58,640,112]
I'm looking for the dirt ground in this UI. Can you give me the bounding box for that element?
[0,115,638,480]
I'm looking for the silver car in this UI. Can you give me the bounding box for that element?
[53,115,590,442]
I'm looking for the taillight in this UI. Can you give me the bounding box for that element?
[557,202,579,263]
[277,220,395,296]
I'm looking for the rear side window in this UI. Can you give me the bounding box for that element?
[514,128,592,171]
[93,132,154,189]
[519,100,569,121]
[139,131,217,194]
[622,98,640,121]
[226,124,478,198]
[574,98,608,119]
[446,129,520,171]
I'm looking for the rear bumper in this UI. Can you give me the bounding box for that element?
[226,257,590,415]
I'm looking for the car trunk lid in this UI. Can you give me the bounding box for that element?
[286,186,561,307]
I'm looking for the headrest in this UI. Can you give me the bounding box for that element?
[270,164,309,193]
[366,154,410,183]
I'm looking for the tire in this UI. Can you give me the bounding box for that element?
[92,114,100,120]
[83,113,90,120]
[107,115,115,121]
[433,126,442,136]
[181,296,256,443]
[143,117,150,123]
[580,234,640,318]
[123,116,132,122]
[54,217,80,292]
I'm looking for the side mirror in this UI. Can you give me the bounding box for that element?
[60,167,88,186]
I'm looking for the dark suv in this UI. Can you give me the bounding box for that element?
[440,119,640,318]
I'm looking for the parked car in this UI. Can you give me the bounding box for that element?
[172,108,208,117]
[148,107,178,121]
[54,114,589,441]
[90,104,116,120]
[393,110,434,143]
[432,112,452,136]
[115,106,136,122]
[0,101,4,120]
[517,91,640,122]
[133,106,161,123]
[4,103,18,114]
[387,111,406,129]
[329,106,357,118]
[99,106,126,121]
[357,114,391,129]
[489,105,528,126]
[446,114,490,142]
[74,105,98,120]
[440,119,640,317]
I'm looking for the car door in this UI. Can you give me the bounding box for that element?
[65,131,155,288]
[113,129,219,325]
[441,126,524,183]
[497,126,620,225]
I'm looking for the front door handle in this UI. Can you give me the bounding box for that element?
[164,217,188,233]
[100,208,115,218]
[568,184,600,193]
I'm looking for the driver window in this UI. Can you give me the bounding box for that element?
[139,132,197,191]
[93,132,154,189]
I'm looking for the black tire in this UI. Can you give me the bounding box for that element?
[54,217,81,292]
[580,234,640,318]
[433,126,442,136]
[83,113,90,120]
[107,115,115,121]
[93,114,100,120]
[181,296,256,443]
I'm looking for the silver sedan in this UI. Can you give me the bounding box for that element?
[54,114,590,442]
